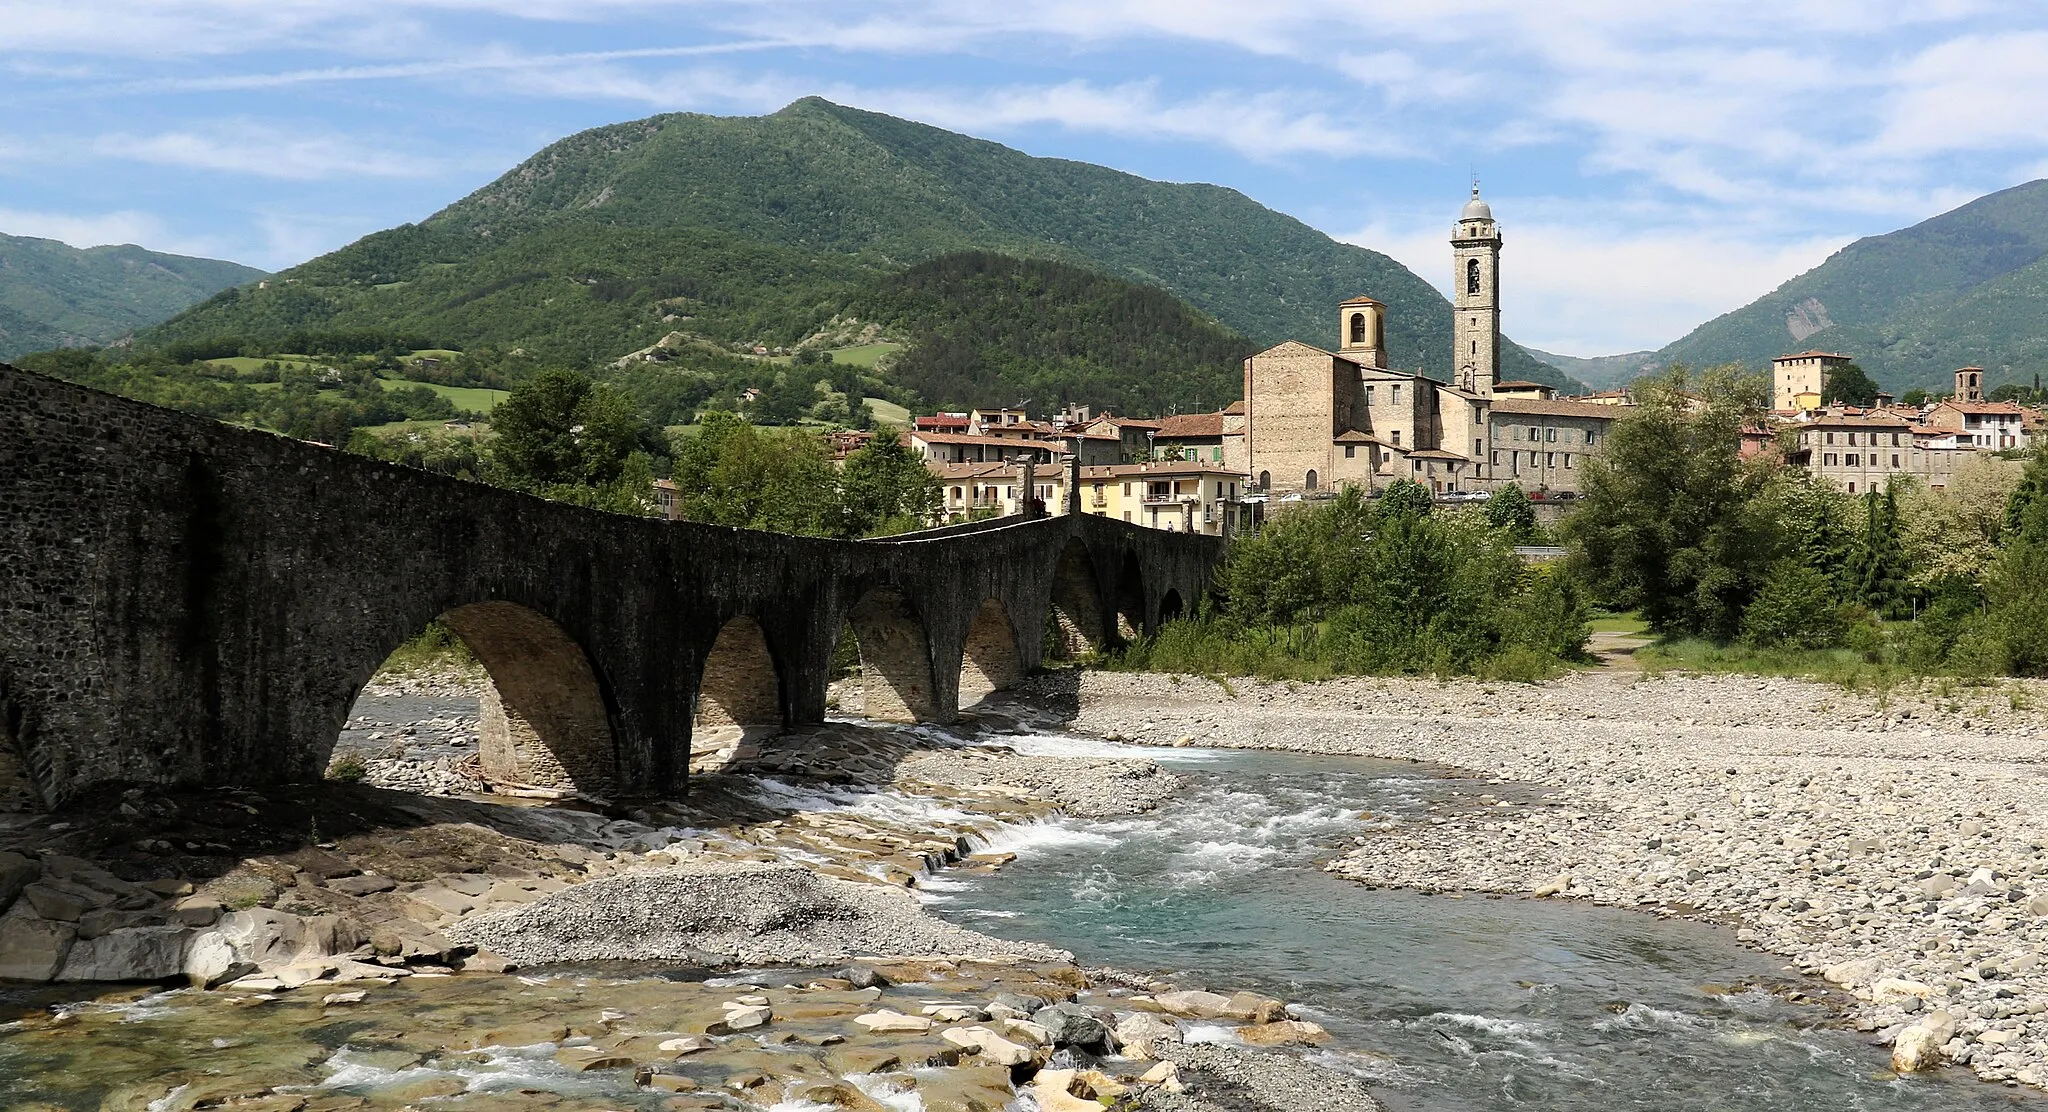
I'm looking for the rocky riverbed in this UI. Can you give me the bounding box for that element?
[1046,667,2048,1092]
[0,673,1382,1111]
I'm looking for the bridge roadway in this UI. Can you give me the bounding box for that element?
[0,362,1221,808]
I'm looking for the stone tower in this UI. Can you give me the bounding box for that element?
[1337,294,1387,368]
[1452,185,1502,398]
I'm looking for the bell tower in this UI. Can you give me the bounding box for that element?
[1337,294,1387,368]
[1452,184,1503,398]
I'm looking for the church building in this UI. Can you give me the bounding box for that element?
[1242,187,1619,497]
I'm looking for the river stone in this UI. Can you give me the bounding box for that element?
[22,882,91,922]
[720,1004,771,1030]
[0,916,76,981]
[1114,1012,1180,1058]
[1032,1068,1101,1112]
[1154,989,1236,1019]
[325,874,397,897]
[56,925,192,982]
[1822,957,1883,988]
[1033,1003,1110,1049]
[1893,1010,1959,1072]
[0,851,39,913]
[854,1010,931,1034]
[942,1025,1034,1066]
[1235,1019,1331,1047]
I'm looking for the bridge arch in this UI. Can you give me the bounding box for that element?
[1048,538,1106,658]
[1115,549,1147,641]
[959,598,1023,708]
[694,614,782,731]
[842,587,937,722]
[1159,588,1186,624]
[431,601,618,795]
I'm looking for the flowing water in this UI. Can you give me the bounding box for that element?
[923,732,2048,1111]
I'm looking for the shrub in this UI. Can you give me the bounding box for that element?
[325,752,369,782]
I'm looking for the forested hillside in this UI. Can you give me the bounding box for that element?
[1658,179,2048,392]
[0,233,263,359]
[144,97,1571,393]
[854,252,1248,414]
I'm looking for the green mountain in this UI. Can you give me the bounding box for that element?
[1657,180,2048,392]
[1523,346,1662,390]
[145,97,1574,401]
[0,233,265,360]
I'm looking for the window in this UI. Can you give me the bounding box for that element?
[1471,340,1477,355]
[1825,454,1837,466]
[1467,257,1481,294]
[1529,425,1539,440]
[1848,482,1857,493]
[1546,452,1556,467]
[1891,433,1901,446]
[1413,459,1422,472]
[1491,450,1500,465]
[1474,438,1483,456]
[1123,511,1131,521]
[1846,454,1858,467]
[1528,450,1537,465]
[1892,454,1901,468]
[1392,384,1402,404]
[1825,432,1834,445]
[1365,385,1375,405]
[1392,430,1402,445]
[1513,427,1522,441]
[1564,454,1573,469]
[1305,470,1318,491]
[1345,445,1356,458]
[1258,470,1270,489]
[1545,428,1557,442]
[1349,313,1366,345]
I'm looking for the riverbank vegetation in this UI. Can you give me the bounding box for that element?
[1111,481,1591,682]
[1565,364,2048,681]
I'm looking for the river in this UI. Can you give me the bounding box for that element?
[922,731,2045,1110]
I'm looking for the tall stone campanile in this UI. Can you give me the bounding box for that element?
[1451,185,1503,398]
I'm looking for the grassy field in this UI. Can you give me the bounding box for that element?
[1587,611,1649,635]
[863,397,911,426]
[828,342,901,368]
[377,376,507,413]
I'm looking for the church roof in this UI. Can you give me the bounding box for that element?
[1492,398,1629,420]
[1460,186,1493,222]
[1339,294,1384,306]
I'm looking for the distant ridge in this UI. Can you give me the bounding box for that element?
[0,233,264,360]
[1523,346,1662,390]
[1656,179,2048,392]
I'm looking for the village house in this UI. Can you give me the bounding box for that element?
[1772,351,1853,413]
[909,429,1062,465]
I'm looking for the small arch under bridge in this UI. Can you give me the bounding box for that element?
[0,363,1222,807]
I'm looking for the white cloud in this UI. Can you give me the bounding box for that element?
[97,122,442,180]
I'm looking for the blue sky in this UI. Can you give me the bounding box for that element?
[5,1,2047,355]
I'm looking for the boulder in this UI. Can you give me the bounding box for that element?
[0,851,39,913]
[1139,1060,1184,1092]
[1031,1068,1102,1112]
[1033,1003,1110,1049]
[1114,1011,1180,1058]
[1235,1019,1331,1047]
[1154,989,1236,1019]
[720,1004,771,1030]
[1892,1010,1958,1072]
[853,1009,932,1034]
[1871,978,1933,1004]
[1532,873,1573,898]
[1223,991,1288,1024]
[56,925,192,982]
[22,882,92,922]
[183,909,361,987]
[941,1025,1034,1066]
[0,915,76,981]
[325,875,397,897]
[1821,958,1883,989]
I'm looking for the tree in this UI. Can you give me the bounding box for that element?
[1484,483,1537,542]
[490,369,643,488]
[1896,457,2021,592]
[837,427,941,536]
[1742,560,1851,649]
[669,411,838,534]
[1844,483,1909,618]
[1379,478,1432,519]
[1561,364,1781,641]
[1822,362,1881,407]
[1899,388,1930,408]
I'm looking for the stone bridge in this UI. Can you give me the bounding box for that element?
[0,363,1222,808]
